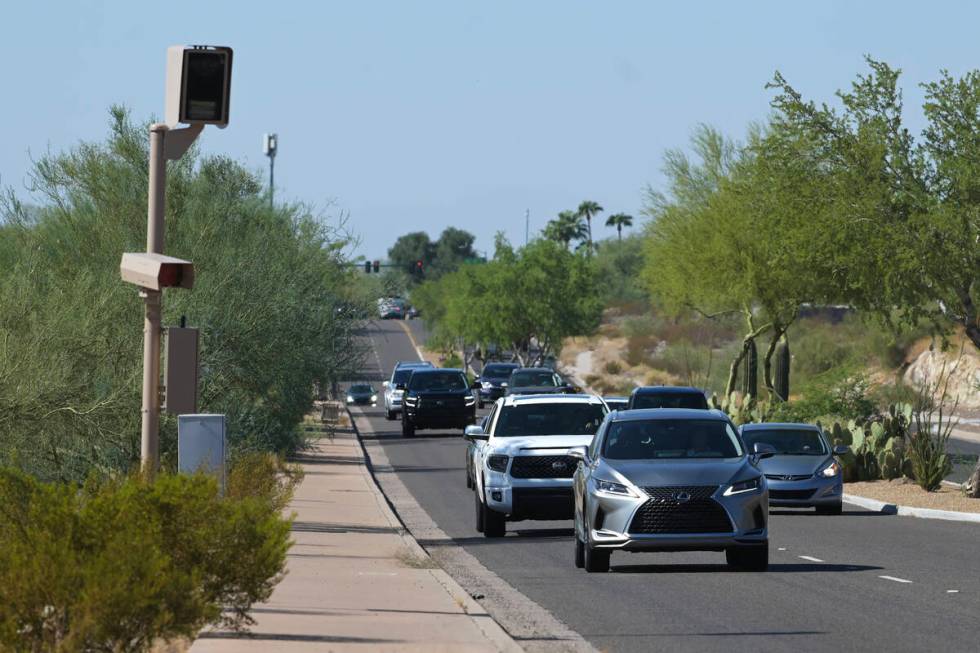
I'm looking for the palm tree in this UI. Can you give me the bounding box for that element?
[543,211,587,250]
[576,200,604,255]
[605,213,634,240]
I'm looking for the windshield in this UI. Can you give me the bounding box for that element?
[483,364,517,379]
[510,371,559,387]
[603,419,743,459]
[392,369,414,385]
[742,429,827,456]
[494,403,606,437]
[631,392,707,410]
[350,384,374,393]
[409,371,468,391]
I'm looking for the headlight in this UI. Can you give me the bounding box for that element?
[487,454,509,472]
[481,381,493,389]
[465,395,476,406]
[817,461,841,478]
[594,478,632,496]
[723,477,761,496]
[404,396,417,406]
[501,382,508,387]
[346,396,354,403]
[370,395,377,402]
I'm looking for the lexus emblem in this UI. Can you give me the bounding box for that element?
[551,461,565,470]
[672,491,692,503]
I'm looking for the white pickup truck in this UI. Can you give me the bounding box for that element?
[466,394,608,537]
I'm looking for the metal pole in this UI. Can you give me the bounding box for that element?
[525,209,529,246]
[140,123,168,477]
[269,155,275,208]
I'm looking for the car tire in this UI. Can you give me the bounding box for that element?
[401,418,415,438]
[474,490,485,533]
[385,407,393,421]
[478,399,484,409]
[816,501,843,515]
[726,543,769,571]
[466,470,473,489]
[584,542,610,573]
[574,535,585,569]
[482,495,506,538]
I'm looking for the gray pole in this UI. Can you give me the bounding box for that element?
[140,123,168,476]
[269,155,275,208]
[525,208,529,246]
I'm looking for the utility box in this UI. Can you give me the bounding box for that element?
[164,327,199,415]
[178,414,226,491]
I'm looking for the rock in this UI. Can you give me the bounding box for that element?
[903,345,980,409]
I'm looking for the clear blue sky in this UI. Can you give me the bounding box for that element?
[3,1,978,258]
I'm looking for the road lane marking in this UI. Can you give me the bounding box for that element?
[396,320,426,361]
[798,555,823,562]
[878,575,913,584]
[947,590,960,593]
[778,547,787,551]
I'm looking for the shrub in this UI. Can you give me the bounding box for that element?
[0,464,294,652]
[771,368,876,423]
[603,360,623,375]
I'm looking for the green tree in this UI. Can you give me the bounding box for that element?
[433,226,477,272]
[387,231,435,277]
[576,200,604,255]
[543,210,587,250]
[604,213,633,240]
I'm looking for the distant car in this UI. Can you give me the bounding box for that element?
[346,384,377,406]
[399,368,478,437]
[627,386,709,410]
[740,423,848,515]
[467,394,608,537]
[476,362,521,407]
[602,396,629,412]
[572,408,774,573]
[504,367,575,396]
[383,361,434,420]
[407,306,420,319]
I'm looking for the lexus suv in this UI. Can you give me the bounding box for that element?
[571,408,774,572]
[383,360,433,420]
[399,368,477,437]
[627,386,709,410]
[504,367,575,396]
[740,423,848,514]
[466,394,608,537]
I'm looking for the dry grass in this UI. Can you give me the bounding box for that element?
[847,480,980,514]
[395,547,439,569]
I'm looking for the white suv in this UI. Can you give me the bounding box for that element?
[466,394,607,537]
[383,361,433,420]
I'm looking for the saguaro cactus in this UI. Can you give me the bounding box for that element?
[774,335,790,402]
[740,338,758,399]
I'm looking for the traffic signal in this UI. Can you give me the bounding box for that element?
[416,260,424,275]
[364,261,371,273]
[373,260,380,273]
[166,45,233,127]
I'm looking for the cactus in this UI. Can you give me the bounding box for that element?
[774,335,790,402]
[740,339,758,398]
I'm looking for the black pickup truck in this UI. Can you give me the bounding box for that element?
[399,368,478,437]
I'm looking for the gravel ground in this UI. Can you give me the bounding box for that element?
[847,480,980,513]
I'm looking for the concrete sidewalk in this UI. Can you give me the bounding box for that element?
[191,428,520,652]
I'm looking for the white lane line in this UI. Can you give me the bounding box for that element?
[778,547,787,551]
[947,590,960,594]
[798,555,824,562]
[879,575,913,584]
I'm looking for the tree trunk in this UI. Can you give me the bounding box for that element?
[617,224,622,241]
[586,217,593,256]
[724,313,771,398]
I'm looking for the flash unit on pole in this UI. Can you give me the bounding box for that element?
[165,45,233,128]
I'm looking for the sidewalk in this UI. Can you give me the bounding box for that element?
[191,428,520,652]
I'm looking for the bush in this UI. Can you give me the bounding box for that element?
[0,464,294,652]
[603,360,623,375]
[771,368,876,423]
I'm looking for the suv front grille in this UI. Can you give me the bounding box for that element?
[628,485,733,534]
[510,455,577,479]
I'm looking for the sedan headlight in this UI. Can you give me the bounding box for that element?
[481,381,494,389]
[487,454,509,472]
[817,461,841,478]
[370,395,377,402]
[404,396,417,406]
[465,395,476,406]
[594,478,632,496]
[723,476,761,496]
[346,395,354,403]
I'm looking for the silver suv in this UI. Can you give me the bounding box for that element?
[466,394,607,538]
[571,408,774,572]
[382,360,433,420]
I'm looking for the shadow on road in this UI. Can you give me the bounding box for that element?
[610,562,882,574]
[770,509,890,517]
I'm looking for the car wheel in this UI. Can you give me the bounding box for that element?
[477,398,484,409]
[385,407,393,421]
[482,494,506,538]
[726,543,769,571]
[401,418,415,438]
[474,490,485,533]
[816,501,843,515]
[584,542,610,573]
[466,470,473,489]
[574,536,585,569]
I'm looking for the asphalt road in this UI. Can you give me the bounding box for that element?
[353,319,980,653]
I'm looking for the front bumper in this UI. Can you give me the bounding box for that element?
[583,484,768,551]
[483,477,575,521]
[479,386,506,401]
[405,405,476,429]
[766,475,842,507]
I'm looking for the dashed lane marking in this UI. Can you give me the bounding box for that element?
[878,575,913,584]
[778,547,787,551]
[798,555,823,563]
[947,590,960,594]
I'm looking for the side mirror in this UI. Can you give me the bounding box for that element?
[464,425,489,441]
[833,445,850,456]
[471,381,482,390]
[382,381,389,388]
[567,445,589,462]
[752,442,777,460]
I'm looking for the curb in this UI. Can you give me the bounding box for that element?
[843,493,980,524]
[347,408,524,653]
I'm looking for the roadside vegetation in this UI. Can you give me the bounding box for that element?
[0,108,364,648]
